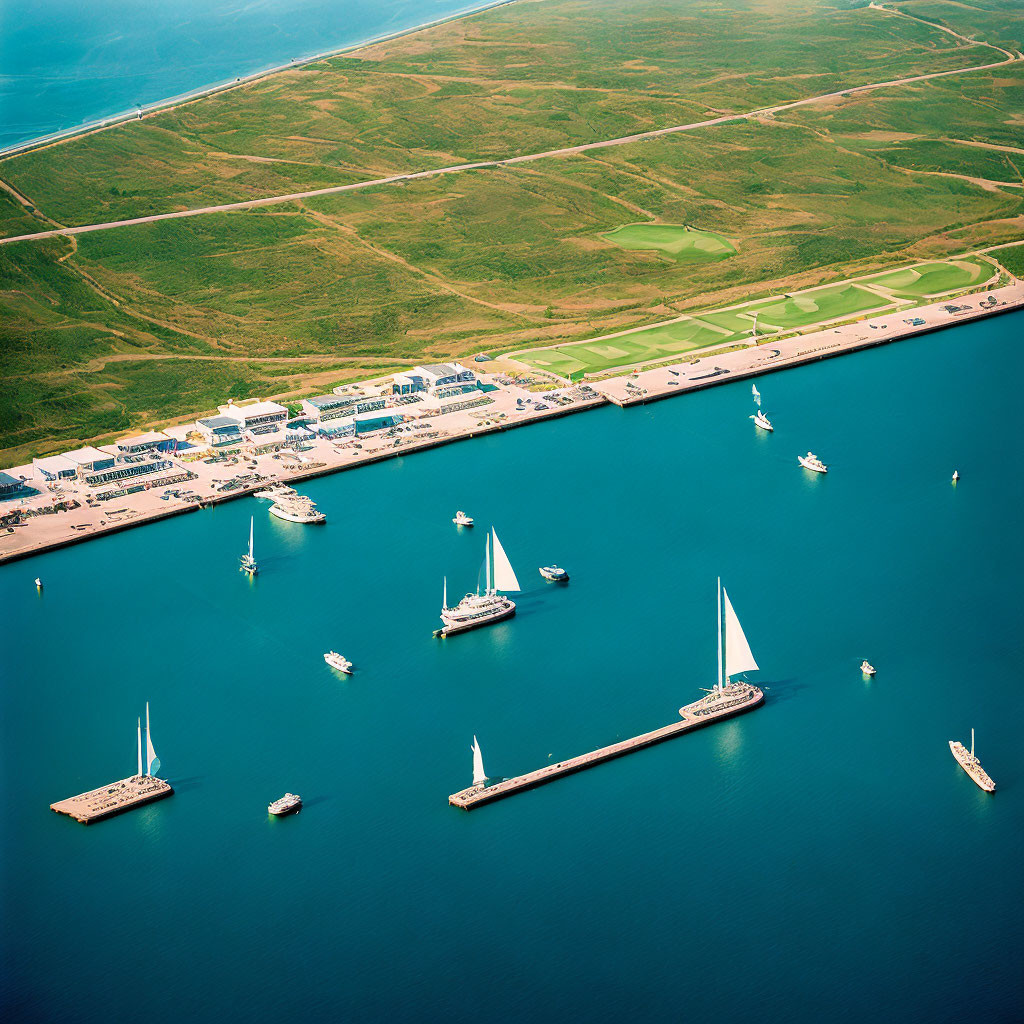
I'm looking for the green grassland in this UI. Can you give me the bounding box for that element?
[993,243,1024,277]
[2,0,1024,463]
[0,0,1001,229]
[602,224,736,263]
[861,257,994,297]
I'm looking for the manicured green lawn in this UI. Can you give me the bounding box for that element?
[751,284,891,329]
[601,223,736,263]
[861,258,993,298]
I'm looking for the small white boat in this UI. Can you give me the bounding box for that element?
[268,793,302,816]
[324,651,353,674]
[269,496,326,524]
[860,660,876,676]
[240,516,258,575]
[753,410,773,431]
[798,451,828,474]
[453,510,474,527]
[952,470,960,483]
[539,565,569,583]
[34,577,42,589]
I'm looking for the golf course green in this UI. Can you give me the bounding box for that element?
[602,223,737,263]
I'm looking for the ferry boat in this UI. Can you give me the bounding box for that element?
[798,451,828,474]
[753,409,773,431]
[437,527,519,637]
[539,565,569,583]
[240,516,258,575]
[453,510,474,527]
[678,578,764,721]
[324,651,353,674]
[269,495,326,524]
[949,729,995,792]
[268,793,303,816]
[860,660,876,676]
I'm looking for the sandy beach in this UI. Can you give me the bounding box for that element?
[2,282,1021,567]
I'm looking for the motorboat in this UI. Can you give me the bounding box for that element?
[324,651,353,674]
[539,565,569,583]
[254,484,296,500]
[754,410,773,431]
[952,470,960,483]
[34,577,42,589]
[269,496,326,524]
[268,793,302,816]
[798,452,828,474]
[860,660,876,676]
[453,510,474,527]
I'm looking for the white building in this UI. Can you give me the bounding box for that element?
[217,399,288,435]
[391,363,476,397]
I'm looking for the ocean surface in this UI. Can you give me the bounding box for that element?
[3,313,1024,1023]
[0,0,489,151]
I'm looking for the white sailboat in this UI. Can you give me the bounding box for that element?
[949,727,996,792]
[137,718,143,778]
[240,515,258,575]
[146,702,161,777]
[437,527,519,636]
[471,735,487,789]
[679,578,763,718]
[751,384,761,406]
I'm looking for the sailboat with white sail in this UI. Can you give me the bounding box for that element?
[136,702,163,779]
[679,578,764,719]
[240,515,258,575]
[471,735,487,790]
[949,728,996,792]
[437,527,519,637]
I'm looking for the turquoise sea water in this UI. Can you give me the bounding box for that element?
[0,0,486,150]
[2,314,1023,1022]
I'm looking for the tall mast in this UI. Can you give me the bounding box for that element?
[717,577,723,691]
[443,576,448,610]
[485,531,492,593]
[249,516,254,560]
[971,728,975,757]
[137,718,142,778]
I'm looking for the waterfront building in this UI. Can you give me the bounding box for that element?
[217,399,288,436]
[392,363,476,396]
[196,415,244,447]
[0,471,26,497]
[63,446,116,475]
[354,413,402,434]
[79,459,173,488]
[32,455,78,481]
[114,431,172,455]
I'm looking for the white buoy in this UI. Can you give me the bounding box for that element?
[952,470,960,483]
[34,577,42,588]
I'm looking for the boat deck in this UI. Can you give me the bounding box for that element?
[449,687,763,809]
[51,774,173,824]
[949,742,996,792]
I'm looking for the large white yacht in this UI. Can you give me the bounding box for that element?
[324,651,353,674]
[798,451,828,474]
[453,510,474,527]
[437,527,519,637]
[268,793,302,816]
[269,495,326,524]
[949,729,995,792]
[753,409,773,432]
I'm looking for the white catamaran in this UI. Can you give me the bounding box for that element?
[437,527,519,636]
[471,735,487,790]
[240,515,258,575]
[136,702,163,778]
[679,579,764,719]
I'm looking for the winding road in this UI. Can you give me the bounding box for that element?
[2,4,1018,247]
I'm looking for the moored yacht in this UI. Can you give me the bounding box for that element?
[678,578,764,721]
[268,793,303,816]
[539,565,569,583]
[437,527,519,637]
[949,728,995,792]
[453,510,474,527]
[240,516,258,575]
[324,651,353,674]
[798,451,828,474]
[269,495,326,524]
[754,409,773,431]
[860,660,876,676]
[255,484,296,500]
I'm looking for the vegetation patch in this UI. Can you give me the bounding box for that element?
[601,223,736,263]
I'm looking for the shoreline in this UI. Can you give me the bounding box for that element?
[0,0,518,161]
[3,283,1021,568]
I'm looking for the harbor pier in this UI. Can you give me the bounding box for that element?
[449,685,763,810]
[51,775,173,824]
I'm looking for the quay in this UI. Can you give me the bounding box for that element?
[449,685,764,810]
[50,775,173,824]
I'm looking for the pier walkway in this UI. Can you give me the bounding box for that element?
[450,686,763,810]
[51,775,173,824]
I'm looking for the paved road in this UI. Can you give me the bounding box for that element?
[2,8,1018,247]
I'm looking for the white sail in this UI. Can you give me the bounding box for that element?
[137,718,143,778]
[443,576,448,611]
[723,587,759,679]
[471,735,487,787]
[485,531,491,593]
[248,516,254,560]
[146,702,161,777]
[716,577,723,690]
[490,528,520,592]
[752,384,761,406]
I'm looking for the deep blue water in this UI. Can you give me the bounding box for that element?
[0,0,489,150]
[2,313,1024,1022]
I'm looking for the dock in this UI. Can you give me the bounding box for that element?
[51,774,173,824]
[449,685,764,809]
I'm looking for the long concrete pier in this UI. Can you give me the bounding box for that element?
[449,686,764,810]
[51,774,173,824]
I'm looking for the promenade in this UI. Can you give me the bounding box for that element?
[2,283,1021,566]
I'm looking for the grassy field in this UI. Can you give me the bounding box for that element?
[2,0,1023,463]
[861,257,994,297]
[601,224,736,263]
